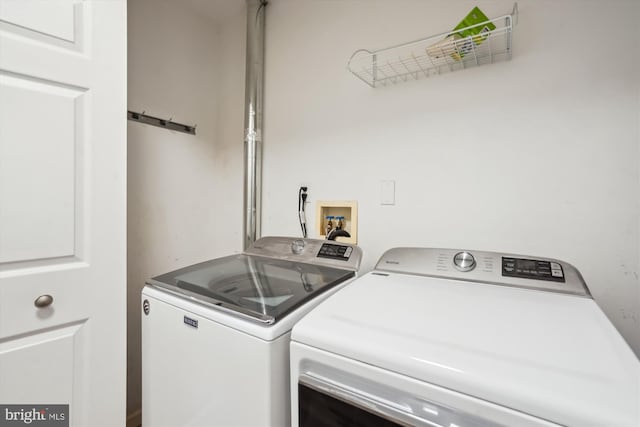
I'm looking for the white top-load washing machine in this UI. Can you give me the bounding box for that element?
[142,236,362,427]
[291,248,640,427]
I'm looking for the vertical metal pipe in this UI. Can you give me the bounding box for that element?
[243,0,267,249]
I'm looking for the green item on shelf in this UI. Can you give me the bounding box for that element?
[451,6,496,59]
[454,6,496,40]
[425,5,498,62]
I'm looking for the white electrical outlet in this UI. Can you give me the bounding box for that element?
[381,180,395,205]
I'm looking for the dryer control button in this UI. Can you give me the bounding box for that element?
[551,269,564,278]
[453,251,476,272]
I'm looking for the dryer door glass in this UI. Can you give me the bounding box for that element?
[299,383,403,427]
[148,254,354,324]
[298,375,507,427]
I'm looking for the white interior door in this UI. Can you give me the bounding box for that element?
[0,1,126,426]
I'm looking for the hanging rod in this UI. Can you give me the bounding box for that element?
[127,110,196,135]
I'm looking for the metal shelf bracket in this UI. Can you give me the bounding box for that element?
[128,110,196,135]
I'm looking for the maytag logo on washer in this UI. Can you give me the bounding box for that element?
[1,405,68,427]
[184,316,198,329]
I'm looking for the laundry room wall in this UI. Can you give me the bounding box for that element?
[127,0,246,422]
[259,0,640,356]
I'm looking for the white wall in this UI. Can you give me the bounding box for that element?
[126,2,639,418]
[261,0,640,355]
[127,0,245,418]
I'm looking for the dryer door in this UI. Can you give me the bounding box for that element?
[298,374,505,427]
[291,343,560,427]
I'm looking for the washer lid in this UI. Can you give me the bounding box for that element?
[292,271,640,427]
[147,253,354,325]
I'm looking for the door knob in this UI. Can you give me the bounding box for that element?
[34,294,54,308]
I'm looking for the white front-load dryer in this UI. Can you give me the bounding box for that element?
[142,236,362,427]
[290,248,640,427]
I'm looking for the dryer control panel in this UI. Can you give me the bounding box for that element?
[375,248,589,297]
[502,257,565,282]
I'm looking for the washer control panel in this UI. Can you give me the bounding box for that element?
[317,243,353,261]
[502,257,565,282]
[246,236,362,271]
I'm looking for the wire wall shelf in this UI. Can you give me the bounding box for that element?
[347,4,517,88]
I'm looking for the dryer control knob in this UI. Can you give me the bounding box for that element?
[453,251,476,272]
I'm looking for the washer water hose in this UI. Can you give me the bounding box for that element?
[298,186,308,238]
[327,229,351,241]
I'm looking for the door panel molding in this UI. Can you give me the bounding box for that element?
[0,72,88,265]
[0,0,84,50]
[0,320,87,404]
